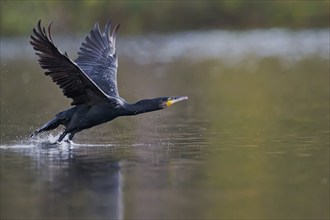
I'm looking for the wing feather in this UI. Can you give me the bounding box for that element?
[30,20,111,106]
[75,21,120,97]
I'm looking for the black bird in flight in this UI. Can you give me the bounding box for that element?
[30,20,188,142]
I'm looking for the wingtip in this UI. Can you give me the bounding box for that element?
[104,20,112,35]
[111,24,120,38]
[93,21,100,31]
[105,20,112,28]
[37,20,42,31]
[48,20,54,27]
[47,20,54,41]
[115,24,120,32]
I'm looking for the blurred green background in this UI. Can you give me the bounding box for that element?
[1,0,329,36]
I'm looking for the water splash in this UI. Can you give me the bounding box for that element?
[0,132,119,150]
[0,133,67,149]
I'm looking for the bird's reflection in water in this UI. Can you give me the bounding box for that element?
[10,142,124,220]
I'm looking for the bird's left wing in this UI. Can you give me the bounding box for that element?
[75,21,120,97]
[30,20,112,106]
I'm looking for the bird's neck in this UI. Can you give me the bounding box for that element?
[123,101,161,116]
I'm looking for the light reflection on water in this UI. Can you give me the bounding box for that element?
[1,28,329,64]
[1,30,329,219]
[1,116,328,219]
[1,141,124,220]
[0,122,207,220]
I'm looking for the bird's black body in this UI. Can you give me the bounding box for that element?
[30,20,187,142]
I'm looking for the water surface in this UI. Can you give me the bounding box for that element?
[1,29,329,219]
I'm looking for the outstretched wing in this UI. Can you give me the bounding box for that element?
[30,20,111,106]
[75,21,120,97]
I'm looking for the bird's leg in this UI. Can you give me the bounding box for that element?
[57,131,68,142]
[62,132,76,144]
[29,116,61,138]
[67,132,76,142]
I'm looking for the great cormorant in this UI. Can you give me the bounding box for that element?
[29,20,188,142]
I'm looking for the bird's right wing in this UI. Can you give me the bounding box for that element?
[75,21,120,97]
[30,20,112,106]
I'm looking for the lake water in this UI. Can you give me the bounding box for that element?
[1,29,329,219]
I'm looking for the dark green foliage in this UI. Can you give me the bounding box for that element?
[1,0,329,36]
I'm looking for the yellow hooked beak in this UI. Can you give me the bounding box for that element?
[166,100,174,107]
[166,96,188,107]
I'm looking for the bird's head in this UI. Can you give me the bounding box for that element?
[129,96,188,115]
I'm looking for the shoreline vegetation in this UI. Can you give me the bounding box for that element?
[1,1,329,36]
